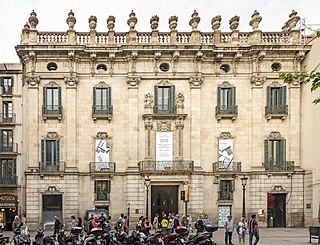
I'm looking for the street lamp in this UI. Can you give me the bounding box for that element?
[144,175,151,219]
[240,175,248,218]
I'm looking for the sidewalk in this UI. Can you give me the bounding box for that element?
[213,228,311,245]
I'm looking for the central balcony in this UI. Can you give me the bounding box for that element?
[90,162,116,174]
[39,161,65,173]
[138,160,194,175]
[215,105,238,122]
[42,105,63,121]
[0,143,18,155]
[92,105,113,122]
[263,161,294,172]
[213,161,241,174]
[0,176,17,186]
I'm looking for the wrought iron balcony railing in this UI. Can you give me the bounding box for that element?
[90,162,116,174]
[263,161,294,172]
[0,176,17,185]
[0,113,16,124]
[215,105,238,116]
[92,105,113,116]
[138,160,194,174]
[95,191,110,202]
[265,105,288,116]
[153,105,177,115]
[1,87,13,95]
[39,161,65,172]
[213,161,241,173]
[0,143,18,154]
[42,105,63,121]
[218,191,233,201]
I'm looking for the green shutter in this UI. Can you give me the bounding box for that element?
[230,87,236,106]
[0,130,2,150]
[41,139,45,163]
[264,139,269,163]
[107,87,112,108]
[280,86,287,106]
[279,139,286,162]
[169,85,175,113]
[43,88,46,107]
[13,159,16,175]
[154,85,159,113]
[219,180,223,192]
[107,180,111,193]
[266,86,271,107]
[58,87,62,107]
[94,181,97,193]
[217,87,221,106]
[230,180,235,192]
[56,140,60,163]
[0,77,3,86]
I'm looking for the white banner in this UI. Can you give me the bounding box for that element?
[95,140,110,171]
[156,132,173,170]
[218,139,233,170]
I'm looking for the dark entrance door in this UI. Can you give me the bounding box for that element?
[151,185,178,221]
[267,193,286,227]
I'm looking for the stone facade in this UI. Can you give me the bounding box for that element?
[14,9,313,229]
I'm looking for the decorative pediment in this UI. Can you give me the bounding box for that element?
[271,185,286,193]
[268,131,282,140]
[269,81,282,87]
[95,81,110,88]
[45,185,60,193]
[95,132,111,139]
[45,81,59,87]
[220,81,234,88]
[218,132,234,139]
[156,80,172,86]
[45,132,59,139]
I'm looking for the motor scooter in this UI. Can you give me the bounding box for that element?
[0,226,9,245]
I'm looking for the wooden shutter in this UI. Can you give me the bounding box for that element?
[230,180,235,192]
[94,181,97,193]
[266,86,272,107]
[169,85,175,113]
[0,77,3,86]
[107,87,112,108]
[154,85,159,114]
[43,88,46,108]
[56,140,60,164]
[58,87,62,113]
[279,139,286,162]
[230,87,236,106]
[280,86,287,106]
[107,180,111,193]
[264,139,269,163]
[41,139,45,163]
[217,87,221,106]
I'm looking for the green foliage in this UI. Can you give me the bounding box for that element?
[279,70,320,104]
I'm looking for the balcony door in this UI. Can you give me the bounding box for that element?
[151,185,178,222]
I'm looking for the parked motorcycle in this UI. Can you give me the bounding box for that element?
[13,228,31,245]
[0,226,9,245]
[32,229,44,245]
[58,227,84,245]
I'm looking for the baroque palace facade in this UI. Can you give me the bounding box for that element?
[0,9,315,229]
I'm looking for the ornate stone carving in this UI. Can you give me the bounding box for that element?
[45,185,60,193]
[127,11,137,30]
[211,15,222,30]
[295,51,305,62]
[176,92,184,109]
[45,81,59,87]
[95,81,110,88]
[157,121,171,132]
[107,16,116,31]
[88,15,97,31]
[96,132,109,139]
[144,93,153,108]
[175,117,184,129]
[130,51,138,74]
[250,75,266,86]
[46,132,59,139]
[64,74,79,87]
[157,80,172,86]
[272,185,286,192]
[144,116,153,130]
[234,52,242,62]
[25,75,40,86]
[215,53,223,63]
[169,16,178,31]
[189,10,200,30]
[229,16,240,30]
[154,52,161,74]
[249,10,262,30]
[219,132,233,139]
[127,75,141,88]
[287,10,300,30]
[22,22,30,34]
[268,131,282,140]
[220,81,233,88]
[90,53,97,75]
[68,51,75,73]
[270,81,282,87]
[150,15,159,31]
[172,51,180,75]
[28,10,39,29]
[257,51,266,61]
[109,53,115,76]
[189,74,204,88]
[29,51,36,74]
[66,10,76,30]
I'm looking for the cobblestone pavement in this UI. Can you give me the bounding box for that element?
[213,228,311,245]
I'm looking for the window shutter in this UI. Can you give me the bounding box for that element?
[94,181,97,193]
[154,85,159,114]
[217,87,221,106]
[58,87,62,106]
[41,139,45,163]
[13,159,17,175]
[280,139,286,162]
[43,88,46,107]
[266,86,272,107]
[230,87,236,106]
[107,180,111,193]
[107,87,112,107]
[56,140,60,164]
[219,180,223,192]
[264,139,269,163]
[169,85,175,113]
[280,86,287,106]
[0,77,3,86]
[230,180,235,192]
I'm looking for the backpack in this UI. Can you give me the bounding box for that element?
[116,219,123,230]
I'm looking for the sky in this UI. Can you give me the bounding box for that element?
[0,0,319,63]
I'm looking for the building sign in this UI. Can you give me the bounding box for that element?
[95,140,110,171]
[156,132,173,170]
[0,194,18,208]
[218,139,233,171]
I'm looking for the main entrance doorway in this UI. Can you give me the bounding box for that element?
[267,193,286,227]
[151,185,178,221]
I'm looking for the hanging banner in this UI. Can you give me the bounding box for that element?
[156,132,173,170]
[218,139,233,171]
[95,140,110,171]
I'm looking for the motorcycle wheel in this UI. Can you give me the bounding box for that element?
[132,242,141,245]
[84,241,96,245]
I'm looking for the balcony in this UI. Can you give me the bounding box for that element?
[0,143,18,155]
[138,160,194,174]
[1,87,13,96]
[95,191,110,202]
[0,113,16,126]
[90,162,116,174]
[42,105,63,121]
[263,161,294,172]
[0,176,17,186]
[213,161,241,174]
[39,161,65,173]
[265,105,288,120]
[218,191,233,201]
[215,105,238,121]
[92,105,113,122]
[153,105,177,115]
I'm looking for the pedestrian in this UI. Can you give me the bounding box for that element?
[77,217,82,228]
[161,214,168,228]
[236,216,247,245]
[249,214,259,245]
[168,213,174,230]
[180,216,186,227]
[186,215,192,232]
[136,216,143,231]
[53,216,63,236]
[20,217,29,236]
[153,214,159,231]
[123,215,128,234]
[12,215,20,232]
[70,215,77,228]
[195,214,204,234]
[173,214,180,231]
[224,215,234,245]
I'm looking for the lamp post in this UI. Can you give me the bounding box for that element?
[127,203,130,229]
[240,175,248,218]
[144,175,151,219]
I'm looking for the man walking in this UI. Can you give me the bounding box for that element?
[249,214,260,245]
[224,215,234,245]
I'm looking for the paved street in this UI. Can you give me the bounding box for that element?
[213,228,311,245]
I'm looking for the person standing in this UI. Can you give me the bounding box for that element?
[123,215,129,234]
[224,215,234,245]
[12,215,20,232]
[152,214,159,231]
[53,216,63,236]
[236,217,247,245]
[195,214,204,234]
[70,215,77,228]
[20,217,29,236]
[249,214,259,245]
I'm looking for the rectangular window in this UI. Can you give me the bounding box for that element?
[41,139,60,171]
[43,87,61,114]
[219,180,235,200]
[2,101,13,123]
[217,87,236,109]
[266,86,287,114]
[94,180,111,201]
[264,139,286,164]
[0,159,16,185]
[93,87,112,115]
[154,85,175,114]
[0,130,13,152]
[0,77,13,95]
